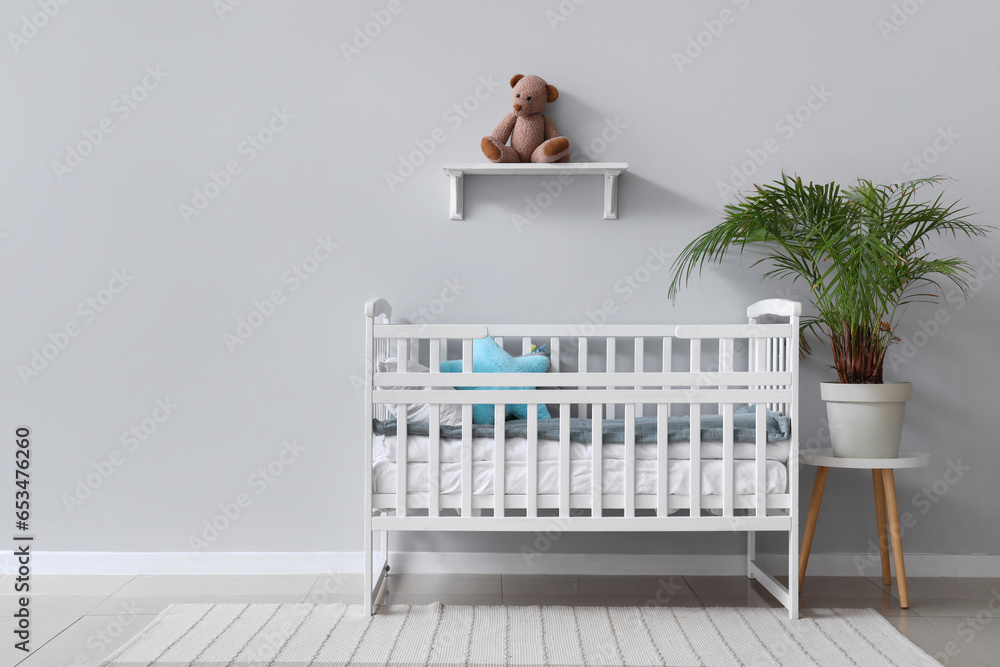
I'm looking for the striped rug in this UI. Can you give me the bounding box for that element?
[101,603,938,666]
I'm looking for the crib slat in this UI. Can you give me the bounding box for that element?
[768,338,777,411]
[527,407,538,518]
[522,336,532,355]
[461,404,473,517]
[634,338,644,418]
[625,403,635,518]
[577,337,588,419]
[754,336,766,398]
[550,337,560,373]
[657,403,668,517]
[690,338,702,517]
[591,404,603,517]
[559,404,570,518]
[778,337,787,414]
[429,404,440,518]
[756,402,767,517]
[662,337,672,420]
[722,402,734,518]
[397,339,408,367]
[718,338,734,414]
[396,405,407,516]
[494,403,505,517]
[429,339,440,372]
[606,337,616,419]
[462,339,473,373]
[689,402,701,517]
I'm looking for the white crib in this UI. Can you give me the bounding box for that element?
[364,298,801,618]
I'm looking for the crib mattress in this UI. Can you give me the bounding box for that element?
[372,457,787,497]
[374,434,791,464]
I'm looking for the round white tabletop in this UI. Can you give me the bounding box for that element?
[800,448,930,469]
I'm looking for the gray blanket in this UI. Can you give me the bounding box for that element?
[373,407,790,444]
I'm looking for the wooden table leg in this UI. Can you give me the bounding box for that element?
[872,470,891,586]
[881,469,909,608]
[799,466,829,590]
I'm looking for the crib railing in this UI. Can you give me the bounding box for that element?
[365,299,800,528]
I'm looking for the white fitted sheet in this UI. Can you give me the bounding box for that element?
[374,434,791,464]
[372,457,787,498]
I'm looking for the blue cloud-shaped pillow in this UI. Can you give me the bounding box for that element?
[440,336,551,425]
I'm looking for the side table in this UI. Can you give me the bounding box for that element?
[799,448,930,608]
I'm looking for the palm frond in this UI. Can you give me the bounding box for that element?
[668,173,993,383]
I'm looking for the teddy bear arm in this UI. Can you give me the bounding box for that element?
[489,112,518,144]
[542,114,562,140]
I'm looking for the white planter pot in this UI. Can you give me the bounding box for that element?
[820,382,912,458]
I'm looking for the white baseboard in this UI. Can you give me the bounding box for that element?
[3,551,999,577]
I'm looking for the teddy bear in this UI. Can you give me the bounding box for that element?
[481,74,571,163]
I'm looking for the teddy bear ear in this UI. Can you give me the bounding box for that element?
[546,85,559,103]
[509,74,524,87]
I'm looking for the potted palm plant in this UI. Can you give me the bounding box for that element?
[669,174,989,457]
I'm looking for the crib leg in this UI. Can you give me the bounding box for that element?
[788,523,800,619]
[746,530,756,579]
[364,526,373,615]
[381,530,389,574]
[366,529,390,615]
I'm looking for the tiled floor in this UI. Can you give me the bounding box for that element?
[4,574,998,666]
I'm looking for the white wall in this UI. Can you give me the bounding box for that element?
[3,0,998,564]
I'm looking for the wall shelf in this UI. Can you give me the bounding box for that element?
[442,162,629,220]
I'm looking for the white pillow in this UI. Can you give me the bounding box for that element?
[376,358,463,426]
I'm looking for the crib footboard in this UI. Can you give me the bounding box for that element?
[363,298,801,617]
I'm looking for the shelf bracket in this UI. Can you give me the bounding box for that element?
[445,169,464,220]
[604,169,622,220]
